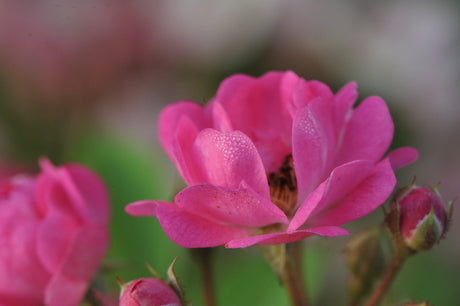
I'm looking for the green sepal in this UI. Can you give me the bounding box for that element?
[259,243,286,283]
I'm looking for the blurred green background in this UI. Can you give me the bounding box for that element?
[0,1,459,305]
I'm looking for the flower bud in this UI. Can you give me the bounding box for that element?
[389,183,453,252]
[343,227,390,303]
[119,278,181,306]
[118,259,185,306]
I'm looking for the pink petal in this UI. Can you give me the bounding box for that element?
[0,207,48,302]
[291,79,334,115]
[216,71,295,137]
[53,224,108,280]
[0,293,43,306]
[45,224,109,306]
[333,82,358,131]
[335,96,394,166]
[45,276,87,306]
[125,200,160,217]
[255,134,293,173]
[310,160,375,219]
[225,226,349,248]
[175,182,288,228]
[120,278,181,306]
[292,99,336,203]
[193,129,269,196]
[171,116,207,185]
[158,101,210,161]
[280,71,301,110]
[65,164,109,224]
[38,159,90,223]
[307,158,396,227]
[387,147,418,170]
[36,212,79,274]
[288,160,373,231]
[155,203,256,248]
[216,71,297,171]
[209,101,233,131]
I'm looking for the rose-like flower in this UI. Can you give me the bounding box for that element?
[126,71,417,248]
[390,184,452,251]
[119,278,181,306]
[0,159,110,305]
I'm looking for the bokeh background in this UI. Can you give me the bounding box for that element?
[0,0,459,305]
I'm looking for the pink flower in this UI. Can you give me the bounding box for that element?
[0,1,154,106]
[126,71,417,248]
[119,278,181,306]
[0,159,110,305]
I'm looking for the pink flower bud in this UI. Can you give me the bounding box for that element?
[119,278,181,306]
[0,159,110,305]
[394,185,450,251]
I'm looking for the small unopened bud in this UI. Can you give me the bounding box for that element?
[343,227,390,303]
[118,259,186,306]
[119,278,181,306]
[388,182,453,252]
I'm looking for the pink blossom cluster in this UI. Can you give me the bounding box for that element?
[127,71,417,248]
[0,0,153,105]
[0,159,109,305]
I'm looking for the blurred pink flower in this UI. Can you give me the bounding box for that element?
[127,71,417,248]
[0,159,110,305]
[0,0,154,105]
[119,278,181,306]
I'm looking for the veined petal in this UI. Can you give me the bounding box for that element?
[158,101,210,161]
[216,71,297,172]
[226,226,348,248]
[335,96,394,166]
[334,82,358,132]
[288,160,373,231]
[193,129,269,196]
[310,160,374,218]
[155,203,256,248]
[291,79,334,115]
[306,158,396,227]
[387,147,418,170]
[209,101,233,132]
[216,71,295,137]
[172,116,207,185]
[175,182,288,228]
[293,99,336,203]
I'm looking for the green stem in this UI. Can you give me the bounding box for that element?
[192,248,216,306]
[283,242,309,306]
[363,252,407,306]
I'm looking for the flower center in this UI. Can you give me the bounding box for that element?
[268,154,298,217]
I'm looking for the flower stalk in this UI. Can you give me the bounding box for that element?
[283,242,309,306]
[363,249,408,306]
[192,248,216,306]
